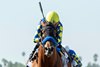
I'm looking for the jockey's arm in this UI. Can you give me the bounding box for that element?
[33,23,42,43]
[57,22,63,45]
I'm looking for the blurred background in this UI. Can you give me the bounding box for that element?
[0,0,100,67]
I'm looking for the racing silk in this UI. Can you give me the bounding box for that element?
[73,55,82,66]
[33,20,63,45]
[55,22,63,45]
[68,50,82,66]
[33,21,42,43]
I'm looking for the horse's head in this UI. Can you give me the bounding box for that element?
[42,36,58,57]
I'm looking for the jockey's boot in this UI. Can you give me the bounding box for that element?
[28,43,40,61]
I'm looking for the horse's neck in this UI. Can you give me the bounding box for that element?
[38,46,58,67]
[38,45,62,67]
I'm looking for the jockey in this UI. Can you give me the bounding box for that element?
[65,46,82,67]
[28,11,63,61]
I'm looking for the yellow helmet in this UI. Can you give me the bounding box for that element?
[46,11,59,23]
